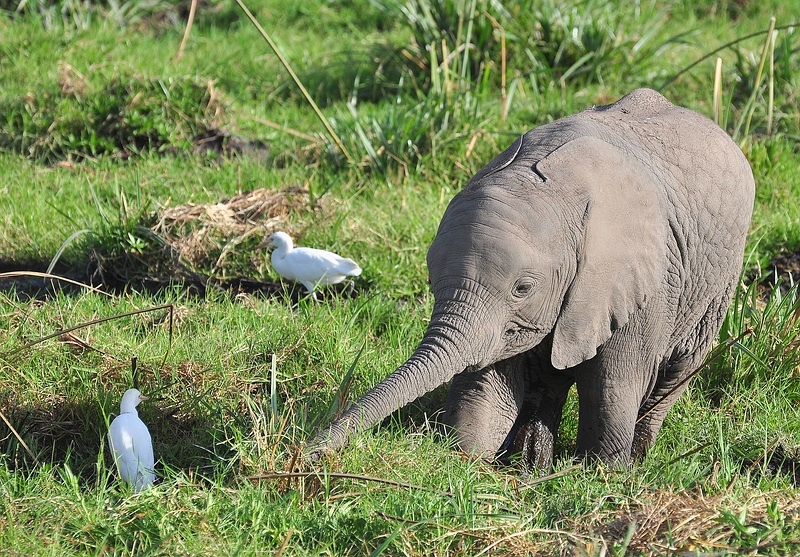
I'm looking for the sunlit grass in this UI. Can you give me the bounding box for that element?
[2,0,800,554]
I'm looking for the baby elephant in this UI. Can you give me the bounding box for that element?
[308,88,755,470]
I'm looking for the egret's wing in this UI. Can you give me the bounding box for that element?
[291,248,361,282]
[109,415,155,491]
[128,418,155,490]
[109,417,139,484]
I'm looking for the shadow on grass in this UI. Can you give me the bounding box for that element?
[0,390,239,486]
[0,254,363,305]
[739,444,800,488]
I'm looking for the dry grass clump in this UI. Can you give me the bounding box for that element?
[88,186,317,290]
[567,488,800,555]
[150,186,313,277]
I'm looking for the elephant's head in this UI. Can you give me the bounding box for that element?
[424,177,582,373]
[307,133,668,456]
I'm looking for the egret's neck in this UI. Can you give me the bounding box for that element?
[271,243,292,260]
[120,403,138,416]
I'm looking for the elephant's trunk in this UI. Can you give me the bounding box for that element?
[307,297,489,456]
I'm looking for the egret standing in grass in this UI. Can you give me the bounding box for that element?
[261,231,362,299]
[108,388,155,492]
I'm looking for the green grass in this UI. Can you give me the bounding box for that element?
[2,0,800,554]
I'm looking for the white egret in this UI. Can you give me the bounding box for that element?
[262,231,362,299]
[108,389,155,492]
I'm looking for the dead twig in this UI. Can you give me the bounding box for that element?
[0,271,113,297]
[176,0,199,61]
[247,471,453,497]
[2,304,174,366]
[274,528,294,557]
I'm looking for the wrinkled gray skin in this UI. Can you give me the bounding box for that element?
[307,88,755,470]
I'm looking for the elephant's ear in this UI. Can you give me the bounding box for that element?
[467,135,525,184]
[539,136,669,370]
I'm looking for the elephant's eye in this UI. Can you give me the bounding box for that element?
[512,278,536,298]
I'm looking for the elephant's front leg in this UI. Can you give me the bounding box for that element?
[501,367,573,475]
[439,356,528,459]
[574,319,665,464]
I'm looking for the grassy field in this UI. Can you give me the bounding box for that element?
[2,0,800,554]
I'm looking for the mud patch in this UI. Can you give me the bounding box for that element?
[751,249,800,296]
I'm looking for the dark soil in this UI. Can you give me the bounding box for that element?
[750,249,800,296]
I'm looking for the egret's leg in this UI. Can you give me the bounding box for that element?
[301,282,319,301]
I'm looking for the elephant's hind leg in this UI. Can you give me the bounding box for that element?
[632,384,687,460]
[633,297,730,459]
[633,348,708,458]
[439,356,528,459]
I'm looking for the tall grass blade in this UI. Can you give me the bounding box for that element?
[430,40,440,95]
[46,229,92,275]
[327,341,365,422]
[233,0,353,163]
[767,28,776,135]
[346,102,384,172]
[442,38,451,95]
[371,525,405,556]
[713,57,723,126]
[270,353,278,416]
[740,17,776,143]
[460,0,478,80]
[486,11,507,119]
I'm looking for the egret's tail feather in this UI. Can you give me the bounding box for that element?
[337,258,362,276]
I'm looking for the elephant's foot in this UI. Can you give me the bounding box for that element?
[518,420,555,476]
[498,416,555,476]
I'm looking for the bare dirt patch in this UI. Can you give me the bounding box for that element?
[752,249,800,296]
[570,488,800,555]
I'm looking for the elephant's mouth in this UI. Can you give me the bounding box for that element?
[499,321,548,359]
[462,363,482,374]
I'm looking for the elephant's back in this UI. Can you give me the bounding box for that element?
[465,88,755,245]
[573,89,754,336]
[600,90,755,366]
[588,89,754,250]
[593,89,755,205]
